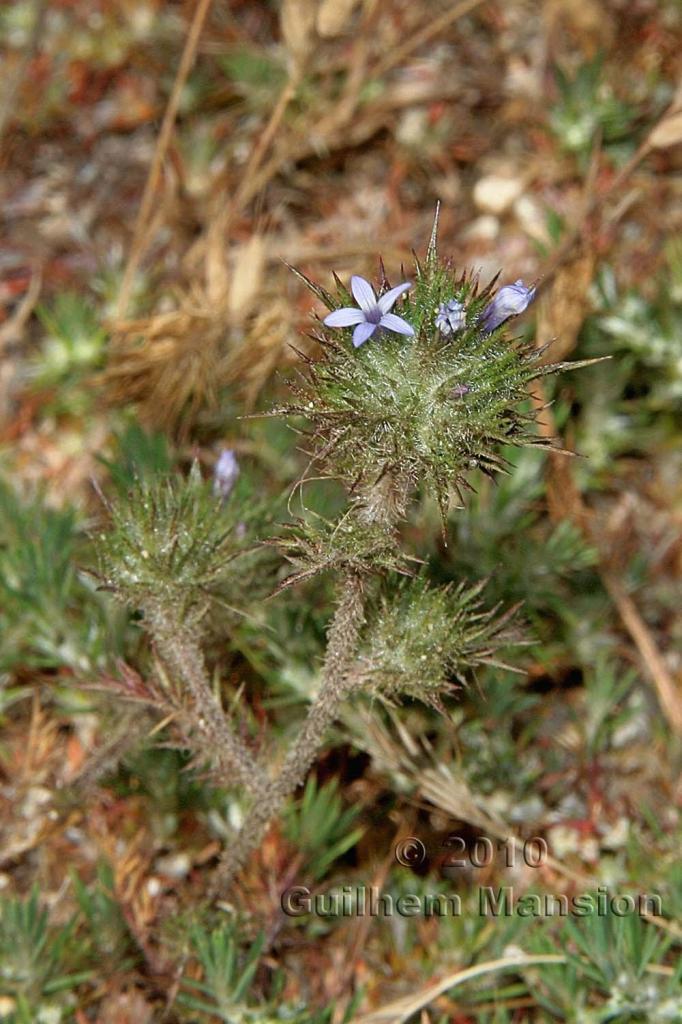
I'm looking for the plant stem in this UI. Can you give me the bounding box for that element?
[146,605,269,796]
[277,571,365,794]
[209,571,365,896]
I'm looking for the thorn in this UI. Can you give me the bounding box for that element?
[427,201,441,267]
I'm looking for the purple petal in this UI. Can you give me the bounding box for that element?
[482,280,535,332]
[352,321,378,347]
[379,313,414,336]
[377,281,411,315]
[323,307,366,327]
[351,276,377,314]
[213,449,239,501]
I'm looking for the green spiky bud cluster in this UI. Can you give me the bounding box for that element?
[285,229,590,520]
[355,576,519,704]
[274,503,412,592]
[97,462,266,615]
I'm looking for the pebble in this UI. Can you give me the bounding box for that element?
[155,852,192,880]
[473,174,524,215]
[463,215,500,241]
[599,816,630,849]
[146,877,162,897]
[513,195,548,242]
[21,786,52,819]
[547,824,580,858]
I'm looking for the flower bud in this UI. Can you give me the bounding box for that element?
[213,449,240,501]
[481,280,535,332]
[435,298,466,336]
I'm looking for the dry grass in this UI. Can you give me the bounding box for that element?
[0,0,680,1019]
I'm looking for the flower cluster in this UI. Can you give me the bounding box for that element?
[283,240,578,523]
[323,274,535,348]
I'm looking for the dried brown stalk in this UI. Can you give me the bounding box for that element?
[350,954,568,1024]
[116,0,215,318]
[373,0,486,79]
[0,0,48,151]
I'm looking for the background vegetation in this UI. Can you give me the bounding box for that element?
[0,1,680,1021]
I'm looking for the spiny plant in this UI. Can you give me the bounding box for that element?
[0,479,116,674]
[283,239,571,521]
[548,56,637,167]
[283,776,364,881]
[177,924,266,1022]
[355,575,519,704]
[524,908,682,1022]
[33,291,107,387]
[0,887,91,1020]
[100,460,259,614]
[177,919,358,1022]
[97,211,598,899]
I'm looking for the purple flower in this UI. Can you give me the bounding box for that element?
[213,448,239,501]
[481,279,536,333]
[323,275,414,348]
[435,298,466,336]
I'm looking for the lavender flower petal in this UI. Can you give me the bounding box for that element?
[353,321,378,347]
[481,279,535,333]
[323,307,367,327]
[324,274,414,347]
[351,275,377,314]
[435,298,466,336]
[213,448,239,501]
[379,313,415,336]
[377,281,412,315]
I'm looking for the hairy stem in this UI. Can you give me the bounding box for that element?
[276,571,365,795]
[146,605,269,796]
[210,571,365,896]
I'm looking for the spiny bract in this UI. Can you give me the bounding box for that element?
[356,575,519,704]
[97,461,266,613]
[285,228,587,520]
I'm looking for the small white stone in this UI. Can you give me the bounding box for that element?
[463,215,499,241]
[396,109,428,147]
[155,852,191,880]
[514,195,548,242]
[507,795,545,824]
[599,816,630,849]
[473,175,524,215]
[22,786,52,818]
[486,790,513,817]
[146,877,162,897]
[547,824,580,858]
[37,1007,63,1024]
[580,837,600,863]
[228,802,245,831]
